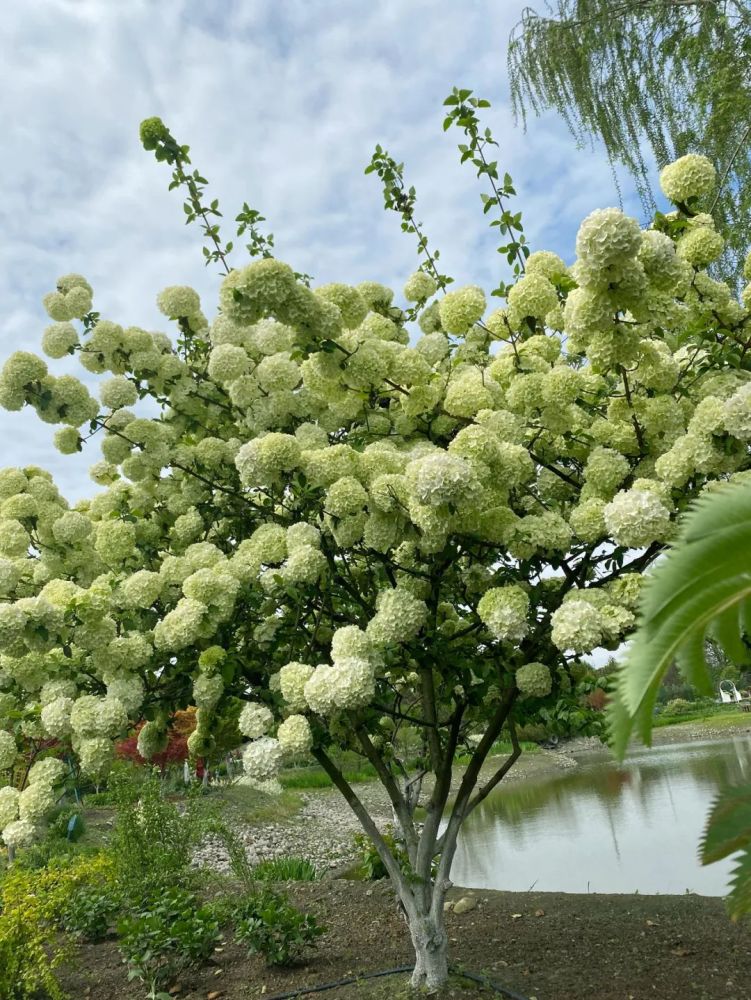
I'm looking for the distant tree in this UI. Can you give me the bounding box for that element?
[117,712,194,772]
[508,0,751,285]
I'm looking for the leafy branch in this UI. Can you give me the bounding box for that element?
[139,117,235,274]
[138,117,317,283]
[442,87,529,298]
[365,145,453,315]
[609,480,751,918]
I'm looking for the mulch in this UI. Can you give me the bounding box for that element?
[57,880,751,1000]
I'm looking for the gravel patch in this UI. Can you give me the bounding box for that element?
[194,784,393,874]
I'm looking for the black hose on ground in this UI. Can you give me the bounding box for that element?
[262,963,531,999]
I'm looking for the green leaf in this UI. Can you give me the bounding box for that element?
[702,785,751,864]
[610,483,751,757]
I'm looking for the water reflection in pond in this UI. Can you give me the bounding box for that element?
[448,738,751,895]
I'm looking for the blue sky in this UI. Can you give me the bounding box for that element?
[1,0,657,499]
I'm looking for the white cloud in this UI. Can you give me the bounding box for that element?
[0,0,651,499]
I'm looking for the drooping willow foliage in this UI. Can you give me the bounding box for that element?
[508,0,751,285]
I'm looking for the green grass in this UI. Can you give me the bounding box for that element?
[211,783,304,824]
[251,856,319,881]
[279,764,378,789]
[654,703,751,729]
[280,739,541,790]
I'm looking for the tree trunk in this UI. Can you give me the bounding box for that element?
[407,904,449,990]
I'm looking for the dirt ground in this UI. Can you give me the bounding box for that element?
[58,879,751,1000]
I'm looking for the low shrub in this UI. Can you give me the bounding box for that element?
[0,852,114,999]
[10,836,90,872]
[48,804,86,842]
[110,772,211,901]
[116,888,220,997]
[252,856,318,882]
[353,827,410,881]
[233,887,324,966]
[664,697,696,716]
[60,883,122,941]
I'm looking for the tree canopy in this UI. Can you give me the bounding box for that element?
[508,0,751,284]
[2,101,751,986]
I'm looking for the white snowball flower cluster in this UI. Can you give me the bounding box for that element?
[239,701,274,738]
[0,730,17,769]
[575,208,641,272]
[277,714,313,755]
[2,817,36,850]
[193,673,223,711]
[153,598,207,651]
[0,785,19,828]
[70,694,128,740]
[315,283,368,329]
[1,743,68,847]
[27,757,67,786]
[303,664,337,715]
[327,657,376,711]
[404,270,437,302]
[331,625,372,661]
[157,284,201,319]
[551,601,604,653]
[723,383,751,440]
[477,586,529,643]
[677,227,724,268]
[78,737,114,778]
[279,661,315,712]
[604,489,672,548]
[94,696,129,738]
[235,433,301,488]
[18,781,55,822]
[42,322,79,359]
[515,662,552,699]
[42,273,93,322]
[119,569,162,609]
[51,510,92,546]
[100,377,138,410]
[438,285,486,334]
[408,453,481,508]
[242,735,283,781]
[366,588,428,646]
[507,273,558,321]
[525,250,568,282]
[41,696,75,738]
[659,154,716,204]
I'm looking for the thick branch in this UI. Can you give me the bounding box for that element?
[462,719,522,820]
[435,684,518,858]
[356,727,418,860]
[312,747,415,907]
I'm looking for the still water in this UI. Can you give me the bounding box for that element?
[448,738,751,896]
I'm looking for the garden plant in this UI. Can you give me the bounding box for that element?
[1,88,751,988]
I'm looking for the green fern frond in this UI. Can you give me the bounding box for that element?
[702,785,751,921]
[609,482,751,758]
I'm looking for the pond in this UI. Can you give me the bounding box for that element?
[448,737,751,896]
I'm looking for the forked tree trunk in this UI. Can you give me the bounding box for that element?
[313,686,521,992]
[404,892,450,989]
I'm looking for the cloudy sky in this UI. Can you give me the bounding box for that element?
[2,0,661,500]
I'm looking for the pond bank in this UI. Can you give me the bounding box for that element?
[197,717,751,876]
[59,879,751,1000]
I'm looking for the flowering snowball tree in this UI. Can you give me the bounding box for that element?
[1,95,751,986]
